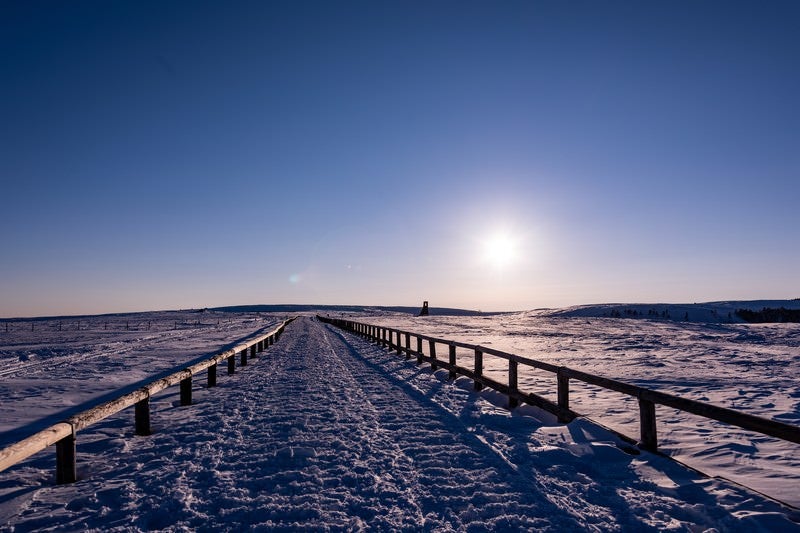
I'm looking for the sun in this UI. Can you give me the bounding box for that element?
[483,233,517,268]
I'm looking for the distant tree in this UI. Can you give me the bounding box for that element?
[736,307,800,323]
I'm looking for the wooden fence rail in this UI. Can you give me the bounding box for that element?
[0,317,296,483]
[318,316,800,453]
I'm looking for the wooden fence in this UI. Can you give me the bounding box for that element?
[0,317,296,484]
[318,316,800,453]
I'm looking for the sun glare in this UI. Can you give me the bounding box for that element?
[483,233,517,268]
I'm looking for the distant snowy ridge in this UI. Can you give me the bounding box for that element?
[213,304,489,317]
[544,299,800,323]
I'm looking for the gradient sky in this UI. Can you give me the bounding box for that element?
[1,1,798,317]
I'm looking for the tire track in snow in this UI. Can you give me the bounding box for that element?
[318,321,596,531]
[304,319,575,530]
[0,341,136,379]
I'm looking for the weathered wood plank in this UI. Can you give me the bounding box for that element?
[0,423,73,473]
[641,389,800,445]
[69,388,149,432]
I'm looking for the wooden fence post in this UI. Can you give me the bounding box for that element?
[429,340,437,370]
[508,360,519,408]
[639,398,658,451]
[449,344,457,379]
[135,396,151,435]
[474,349,484,390]
[557,371,570,422]
[405,332,411,360]
[208,363,217,387]
[55,429,76,484]
[396,331,402,355]
[241,348,248,366]
[227,355,235,375]
[416,336,423,365]
[180,376,192,406]
[250,345,257,359]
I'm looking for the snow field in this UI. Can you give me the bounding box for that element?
[2,316,798,531]
[360,312,800,509]
[0,311,283,447]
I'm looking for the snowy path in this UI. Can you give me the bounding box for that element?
[1,317,797,531]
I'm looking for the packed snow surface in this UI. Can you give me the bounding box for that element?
[1,313,799,530]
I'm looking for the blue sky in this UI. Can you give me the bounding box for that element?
[1,1,798,317]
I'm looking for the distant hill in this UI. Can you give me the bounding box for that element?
[544,299,800,323]
[211,304,489,317]
[8,301,798,323]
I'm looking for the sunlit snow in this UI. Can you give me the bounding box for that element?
[1,308,798,530]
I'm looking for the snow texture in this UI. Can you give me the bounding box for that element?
[362,310,800,510]
[1,314,799,531]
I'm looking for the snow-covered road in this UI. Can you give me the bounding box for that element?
[1,317,797,531]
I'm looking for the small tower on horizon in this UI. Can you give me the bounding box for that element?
[418,301,429,316]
